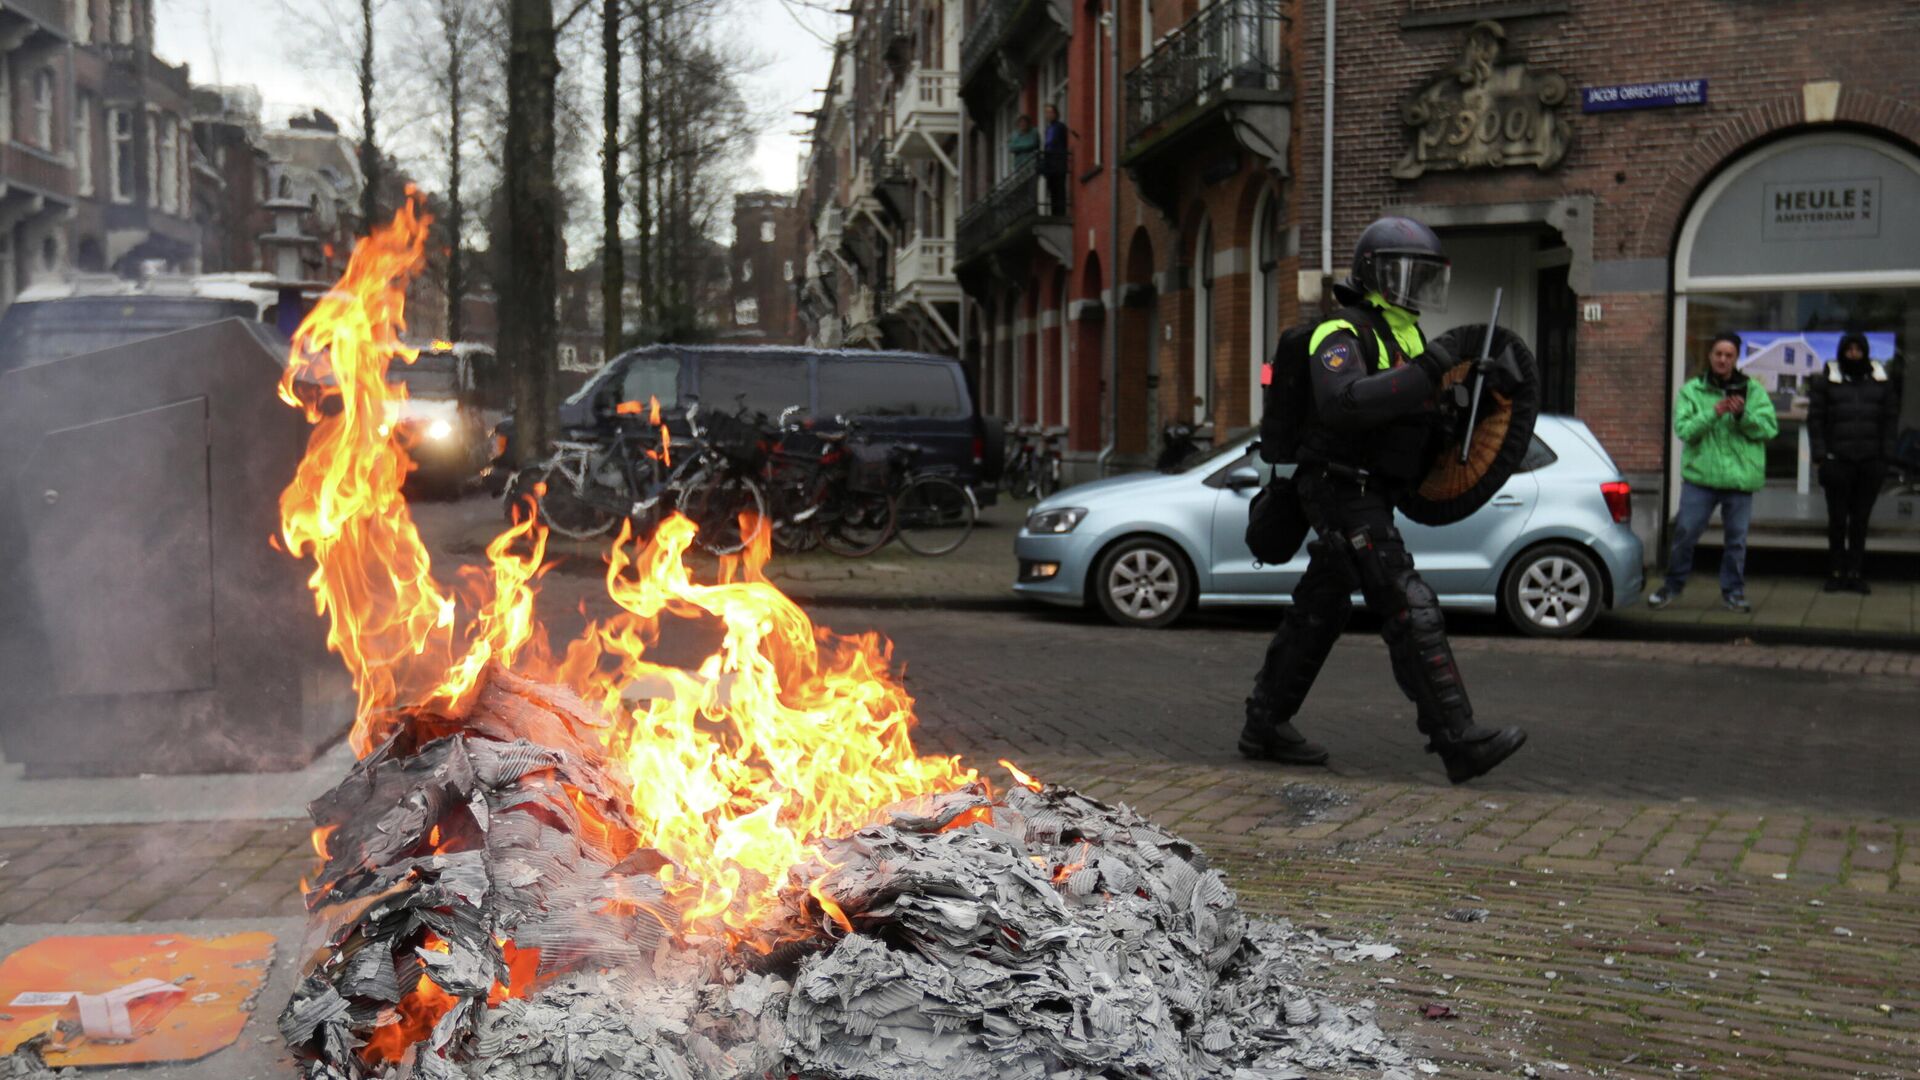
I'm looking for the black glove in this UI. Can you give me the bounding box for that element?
[1412,338,1456,384]
[1479,344,1524,397]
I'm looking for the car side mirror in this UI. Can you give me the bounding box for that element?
[1225,465,1262,491]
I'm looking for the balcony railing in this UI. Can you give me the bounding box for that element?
[1,140,73,199]
[0,0,69,35]
[1125,0,1289,146]
[956,153,1068,261]
[893,68,959,138]
[894,236,954,291]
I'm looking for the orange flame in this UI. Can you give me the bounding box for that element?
[360,974,457,1064]
[1000,758,1044,793]
[276,200,985,936]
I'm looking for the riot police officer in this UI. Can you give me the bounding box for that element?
[1240,217,1528,784]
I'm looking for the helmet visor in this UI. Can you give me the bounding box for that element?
[1380,255,1451,313]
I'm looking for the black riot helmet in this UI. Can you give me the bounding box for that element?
[1349,217,1451,313]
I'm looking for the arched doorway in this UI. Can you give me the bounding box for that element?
[1074,253,1104,454]
[1119,227,1157,456]
[1192,217,1214,425]
[1670,130,1920,548]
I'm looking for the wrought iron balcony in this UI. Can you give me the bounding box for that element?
[955,154,1069,266]
[1,140,72,199]
[959,0,1018,90]
[1125,0,1289,149]
[0,0,69,37]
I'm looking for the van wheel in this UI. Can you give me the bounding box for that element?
[1502,543,1602,638]
[1093,537,1192,629]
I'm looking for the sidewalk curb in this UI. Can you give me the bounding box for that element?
[1593,615,1920,653]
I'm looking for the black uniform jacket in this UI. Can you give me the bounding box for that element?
[1297,311,1439,484]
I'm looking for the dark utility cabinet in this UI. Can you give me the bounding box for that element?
[0,319,352,777]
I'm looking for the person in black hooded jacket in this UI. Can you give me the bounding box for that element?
[1807,331,1900,593]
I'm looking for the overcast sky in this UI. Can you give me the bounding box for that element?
[154,0,837,197]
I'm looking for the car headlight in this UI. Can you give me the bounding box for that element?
[426,418,455,441]
[1026,507,1088,534]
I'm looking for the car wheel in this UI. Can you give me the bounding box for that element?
[1093,537,1192,629]
[1502,542,1603,638]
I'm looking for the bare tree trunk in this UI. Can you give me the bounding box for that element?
[601,0,622,357]
[504,0,559,461]
[444,1,467,343]
[359,0,380,228]
[633,0,654,333]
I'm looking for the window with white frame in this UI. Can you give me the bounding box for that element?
[145,109,159,206]
[159,115,177,212]
[1139,0,1153,59]
[178,118,190,212]
[75,95,93,196]
[783,259,794,282]
[72,0,92,41]
[109,108,133,204]
[760,220,775,243]
[31,69,55,150]
[736,298,760,325]
[740,260,753,282]
[111,0,133,44]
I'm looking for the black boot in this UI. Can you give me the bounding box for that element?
[1425,724,1528,784]
[1846,555,1871,595]
[1239,714,1330,765]
[1824,552,1848,593]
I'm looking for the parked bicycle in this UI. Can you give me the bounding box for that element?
[761,409,897,558]
[521,396,765,555]
[887,442,978,556]
[1001,423,1065,500]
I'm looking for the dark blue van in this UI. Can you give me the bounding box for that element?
[557,345,1001,501]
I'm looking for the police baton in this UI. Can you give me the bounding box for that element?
[1458,288,1503,465]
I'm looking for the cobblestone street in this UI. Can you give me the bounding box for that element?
[3,498,1916,1076]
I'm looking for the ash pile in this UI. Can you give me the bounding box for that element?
[281,666,1415,1079]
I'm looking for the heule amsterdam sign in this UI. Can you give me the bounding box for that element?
[1393,20,1571,180]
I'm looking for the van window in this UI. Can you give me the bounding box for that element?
[697,355,810,417]
[819,360,964,418]
[618,354,680,407]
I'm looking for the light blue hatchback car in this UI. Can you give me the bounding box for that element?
[1013,415,1645,637]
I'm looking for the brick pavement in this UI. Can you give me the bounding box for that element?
[3,769,1914,1077]
[1005,756,1920,1078]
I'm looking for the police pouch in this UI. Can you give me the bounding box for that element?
[1246,476,1310,565]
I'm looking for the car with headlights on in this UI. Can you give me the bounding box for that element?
[1013,415,1644,638]
[387,345,495,495]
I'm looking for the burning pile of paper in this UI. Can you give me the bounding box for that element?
[279,667,1413,1080]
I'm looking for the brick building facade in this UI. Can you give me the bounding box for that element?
[725,190,804,344]
[1298,1,1920,550]
[880,0,1920,549]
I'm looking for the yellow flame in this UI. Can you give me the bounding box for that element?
[277,200,983,933]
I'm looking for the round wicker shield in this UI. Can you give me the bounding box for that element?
[1397,325,1541,527]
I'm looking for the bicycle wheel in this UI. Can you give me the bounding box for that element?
[892,474,976,556]
[1033,457,1059,499]
[533,461,619,540]
[821,491,895,558]
[681,472,767,555]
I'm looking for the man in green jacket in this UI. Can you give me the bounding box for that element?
[1648,332,1780,613]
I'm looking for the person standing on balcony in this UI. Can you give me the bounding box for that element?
[1041,104,1069,215]
[1808,331,1899,594]
[1007,114,1040,173]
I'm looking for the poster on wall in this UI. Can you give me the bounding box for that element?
[1732,331,1898,416]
